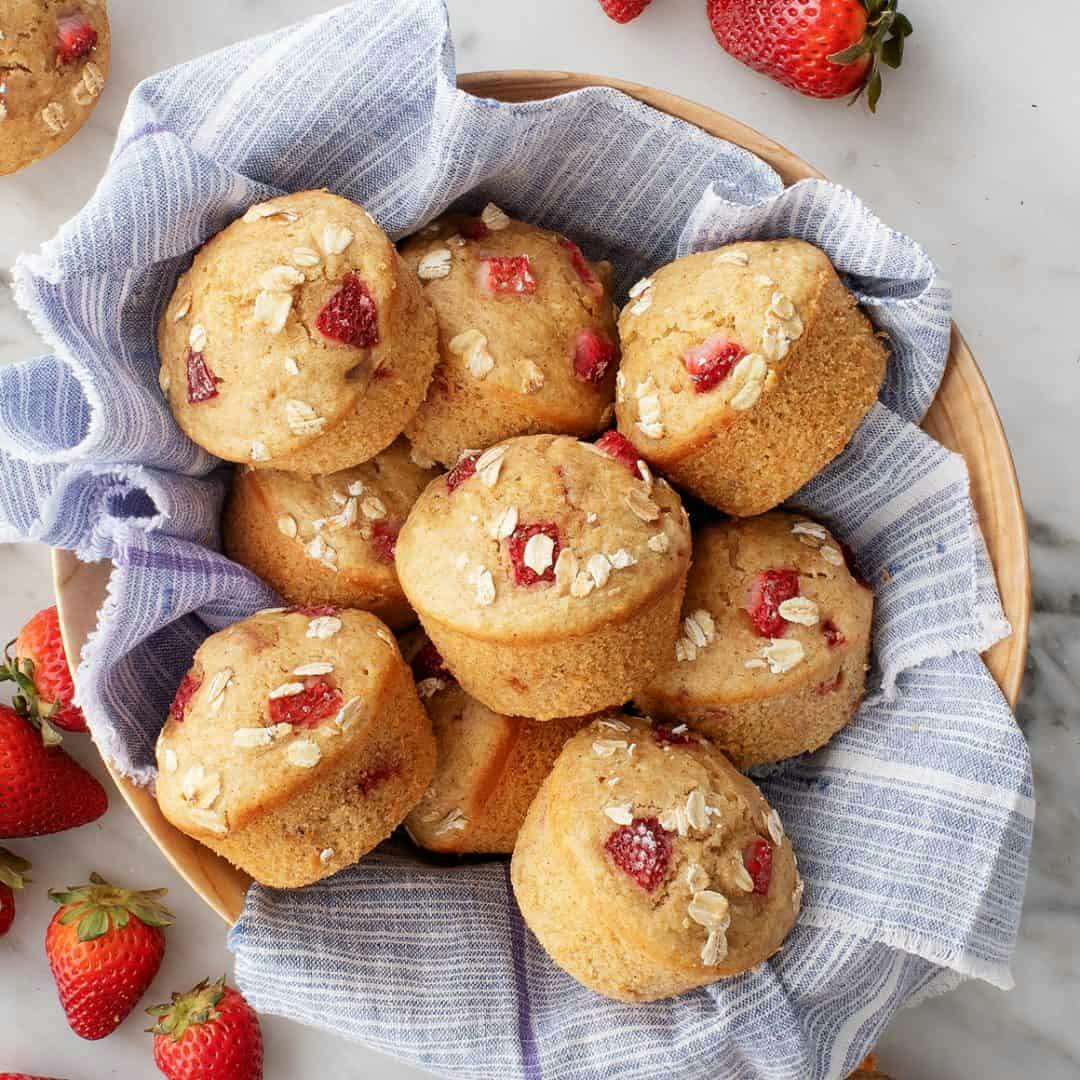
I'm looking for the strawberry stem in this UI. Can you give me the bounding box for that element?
[0,847,31,890]
[828,0,913,113]
[49,872,174,941]
[146,976,227,1039]
[0,640,63,745]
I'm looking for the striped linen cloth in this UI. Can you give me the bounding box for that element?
[0,2,1032,1077]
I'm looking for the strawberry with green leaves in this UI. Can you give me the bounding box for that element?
[0,846,31,935]
[707,0,913,111]
[2,605,87,735]
[0,703,107,838]
[148,977,264,1080]
[46,873,174,1040]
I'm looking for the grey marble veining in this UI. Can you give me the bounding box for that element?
[1,1,1077,1077]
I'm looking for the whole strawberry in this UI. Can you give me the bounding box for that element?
[0,846,31,935]
[148,977,264,1080]
[598,0,653,23]
[0,704,107,838]
[706,0,913,111]
[46,872,174,1040]
[3,605,88,733]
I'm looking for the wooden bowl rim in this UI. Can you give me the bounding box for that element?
[53,68,1031,927]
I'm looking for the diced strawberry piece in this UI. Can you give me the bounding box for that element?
[268,676,343,729]
[743,838,773,896]
[169,670,203,724]
[822,619,846,648]
[459,218,489,240]
[594,430,641,475]
[370,520,400,563]
[745,568,801,638]
[604,817,673,892]
[315,273,379,348]
[683,334,747,393]
[185,350,221,404]
[816,672,842,695]
[356,760,401,796]
[56,12,98,65]
[507,522,562,587]
[653,723,694,746]
[445,452,479,493]
[410,639,450,682]
[572,329,616,384]
[288,604,338,617]
[480,255,537,296]
[558,237,601,293]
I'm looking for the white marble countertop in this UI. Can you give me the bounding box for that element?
[1,1,1076,1077]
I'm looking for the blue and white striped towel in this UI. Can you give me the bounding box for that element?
[0,2,1032,1078]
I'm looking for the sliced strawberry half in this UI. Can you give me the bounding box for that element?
[479,255,537,296]
[507,522,562,587]
[743,838,773,896]
[572,329,616,384]
[594,430,640,475]
[185,350,221,404]
[268,676,343,729]
[315,273,379,348]
[56,12,98,65]
[605,817,673,892]
[683,335,747,393]
[745,568,801,638]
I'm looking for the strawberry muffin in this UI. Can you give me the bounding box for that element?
[400,630,587,853]
[394,434,692,720]
[399,205,620,466]
[511,714,802,1001]
[616,239,887,516]
[222,437,438,630]
[0,0,109,176]
[155,608,435,888]
[636,512,873,768]
[157,190,438,474]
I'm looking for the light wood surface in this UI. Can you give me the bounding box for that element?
[52,70,1030,927]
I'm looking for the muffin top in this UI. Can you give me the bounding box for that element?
[158,190,410,464]
[536,714,801,974]
[235,436,438,585]
[0,1,109,174]
[616,239,879,451]
[395,434,692,639]
[155,607,405,838]
[399,208,619,409]
[648,512,873,704]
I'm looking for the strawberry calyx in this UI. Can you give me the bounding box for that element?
[146,975,226,1040]
[49,872,174,942]
[0,641,63,746]
[0,847,31,891]
[829,0,913,112]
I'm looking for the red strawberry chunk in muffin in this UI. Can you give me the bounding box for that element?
[459,217,489,240]
[604,817,673,892]
[594,430,640,475]
[743,838,773,896]
[507,522,562,587]
[572,329,616,384]
[558,237,601,293]
[370,520,400,563]
[822,619,846,648]
[288,604,338,617]
[315,273,379,348]
[56,11,98,65]
[479,255,537,295]
[185,350,221,404]
[268,677,343,728]
[410,639,450,682]
[683,334,747,394]
[169,670,203,723]
[356,760,402,796]
[445,452,479,493]
[653,723,694,746]
[745,568,801,638]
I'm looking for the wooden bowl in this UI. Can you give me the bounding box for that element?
[52,70,1031,927]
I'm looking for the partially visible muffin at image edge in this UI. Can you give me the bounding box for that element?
[157,190,439,474]
[0,0,110,176]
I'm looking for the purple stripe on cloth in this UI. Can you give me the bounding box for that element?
[505,864,542,1080]
[116,122,168,156]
